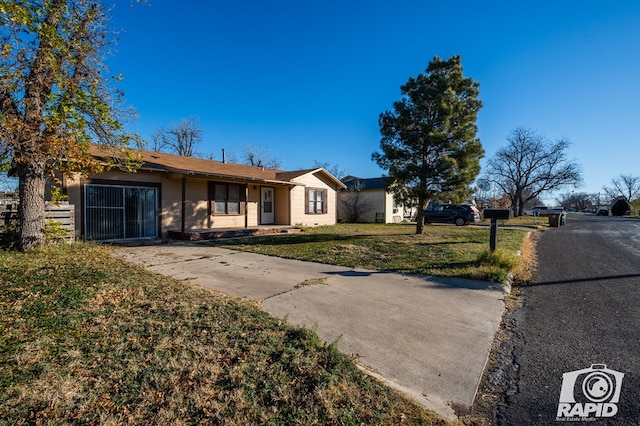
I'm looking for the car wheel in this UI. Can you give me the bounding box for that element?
[454,217,466,226]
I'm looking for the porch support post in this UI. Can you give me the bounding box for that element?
[181,177,186,233]
[245,185,249,229]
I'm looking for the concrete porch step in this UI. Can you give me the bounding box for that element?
[168,226,300,241]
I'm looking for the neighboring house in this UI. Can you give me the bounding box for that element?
[337,176,415,223]
[56,145,346,241]
[0,191,18,206]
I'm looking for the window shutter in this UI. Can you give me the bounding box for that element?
[322,189,328,214]
[305,188,310,214]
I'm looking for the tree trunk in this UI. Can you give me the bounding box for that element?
[518,200,526,218]
[512,190,522,217]
[17,160,47,251]
[415,196,425,234]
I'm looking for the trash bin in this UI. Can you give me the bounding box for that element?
[560,212,567,226]
[548,213,560,227]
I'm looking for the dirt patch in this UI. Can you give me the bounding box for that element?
[293,277,329,289]
[511,231,539,285]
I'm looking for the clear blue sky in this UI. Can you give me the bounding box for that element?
[106,0,640,198]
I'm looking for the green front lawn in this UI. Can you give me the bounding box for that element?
[213,223,531,283]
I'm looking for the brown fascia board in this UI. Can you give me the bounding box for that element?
[148,163,296,186]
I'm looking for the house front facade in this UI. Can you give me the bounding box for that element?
[59,146,345,241]
[337,176,416,223]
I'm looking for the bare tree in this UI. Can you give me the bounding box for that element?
[483,127,582,216]
[472,177,494,207]
[339,180,375,223]
[603,174,640,203]
[150,130,165,153]
[242,144,281,169]
[556,192,594,211]
[313,161,347,180]
[153,117,202,156]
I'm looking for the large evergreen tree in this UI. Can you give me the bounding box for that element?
[0,0,139,251]
[373,55,484,234]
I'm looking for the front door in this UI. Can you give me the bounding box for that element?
[260,186,275,224]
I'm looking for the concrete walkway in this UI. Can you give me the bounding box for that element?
[113,243,506,419]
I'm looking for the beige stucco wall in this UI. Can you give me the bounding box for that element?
[160,176,182,232]
[289,172,339,227]
[337,190,384,223]
[274,186,290,225]
[337,189,406,223]
[384,192,405,223]
[62,168,338,239]
[64,170,260,238]
[183,179,208,230]
[246,186,260,227]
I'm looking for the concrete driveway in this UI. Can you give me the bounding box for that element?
[113,243,506,419]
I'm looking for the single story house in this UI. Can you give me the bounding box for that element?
[337,176,417,223]
[57,145,346,241]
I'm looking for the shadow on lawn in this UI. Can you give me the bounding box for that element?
[210,233,374,246]
[415,239,486,246]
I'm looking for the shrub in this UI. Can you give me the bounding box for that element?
[476,249,521,283]
[611,198,631,216]
[0,224,18,250]
[45,219,68,243]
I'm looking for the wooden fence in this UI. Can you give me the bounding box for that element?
[0,203,75,243]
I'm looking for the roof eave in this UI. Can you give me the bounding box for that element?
[165,166,296,186]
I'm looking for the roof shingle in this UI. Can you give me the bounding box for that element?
[89,145,345,188]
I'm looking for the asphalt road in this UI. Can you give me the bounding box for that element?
[499,213,640,425]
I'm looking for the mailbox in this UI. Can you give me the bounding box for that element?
[483,209,511,220]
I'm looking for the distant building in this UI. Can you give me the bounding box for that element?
[337,176,416,223]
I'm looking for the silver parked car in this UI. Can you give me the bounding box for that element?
[523,206,548,216]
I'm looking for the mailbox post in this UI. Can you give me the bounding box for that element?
[482,209,511,251]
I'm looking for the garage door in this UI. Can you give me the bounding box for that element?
[84,184,158,241]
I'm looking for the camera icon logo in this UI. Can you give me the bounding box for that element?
[557,364,624,419]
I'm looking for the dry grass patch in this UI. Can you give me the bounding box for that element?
[0,244,449,425]
[294,277,329,289]
[510,231,539,285]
